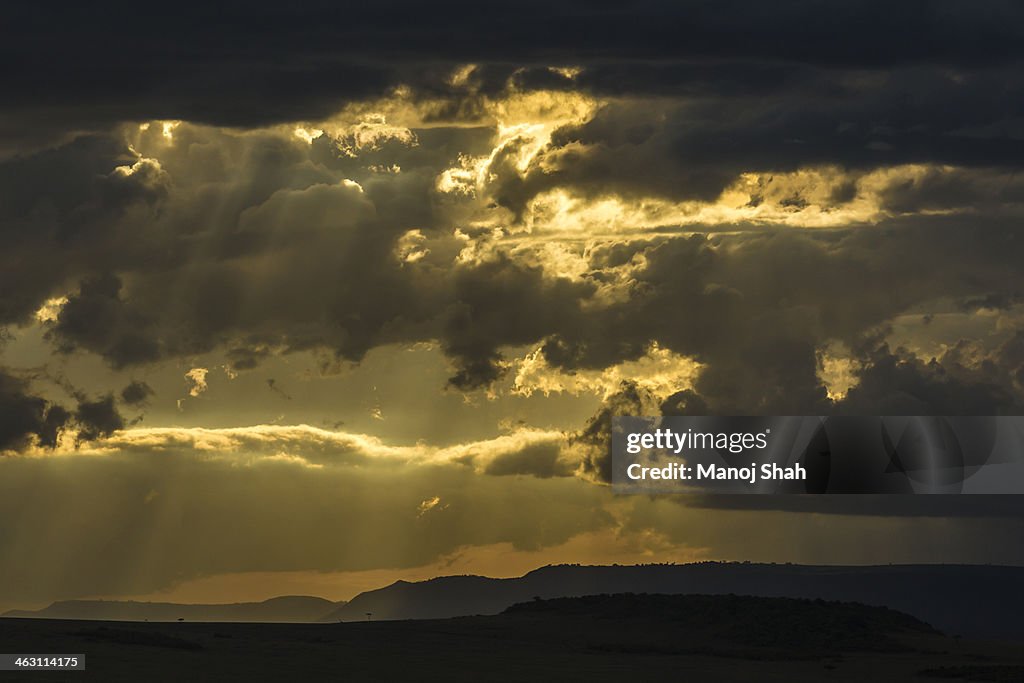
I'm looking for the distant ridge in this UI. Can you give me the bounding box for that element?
[3,595,341,623]
[7,563,1024,639]
[321,563,1024,640]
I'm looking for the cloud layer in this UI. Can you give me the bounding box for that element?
[3,1,1024,607]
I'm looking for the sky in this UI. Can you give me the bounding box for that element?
[3,1,1024,610]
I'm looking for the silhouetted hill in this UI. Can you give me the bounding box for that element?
[3,594,1022,682]
[323,563,1024,640]
[3,595,340,622]
[325,575,515,621]
[502,593,939,655]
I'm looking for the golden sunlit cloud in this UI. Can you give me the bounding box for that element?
[161,120,180,141]
[513,342,701,400]
[817,344,862,401]
[417,495,447,516]
[32,423,574,478]
[332,114,417,157]
[436,90,599,198]
[293,126,324,144]
[185,367,209,397]
[33,296,68,323]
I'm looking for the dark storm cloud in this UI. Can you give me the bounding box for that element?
[0,124,597,386]
[838,344,1021,416]
[50,273,162,367]
[482,440,574,478]
[3,1,1024,146]
[0,370,69,451]
[571,381,662,484]
[120,380,155,406]
[573,335,1024,490]
[74,394,125,443]
[2,2,1023,417]
[683,342,1024,514]
[488,65,1024,217]
[562,222,1024,487]
[443,256,594,389]
[540,223,1024,416]
[3,119,1022,408]
[993,331,1024,389]
[0,370,130,452]
[0,136,173,327]
[877,167,1024,215]
[6,126,1023,406]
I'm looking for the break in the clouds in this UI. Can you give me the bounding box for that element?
[2,1,1024,607]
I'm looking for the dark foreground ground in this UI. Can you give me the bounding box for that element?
[1,594,1022,682]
